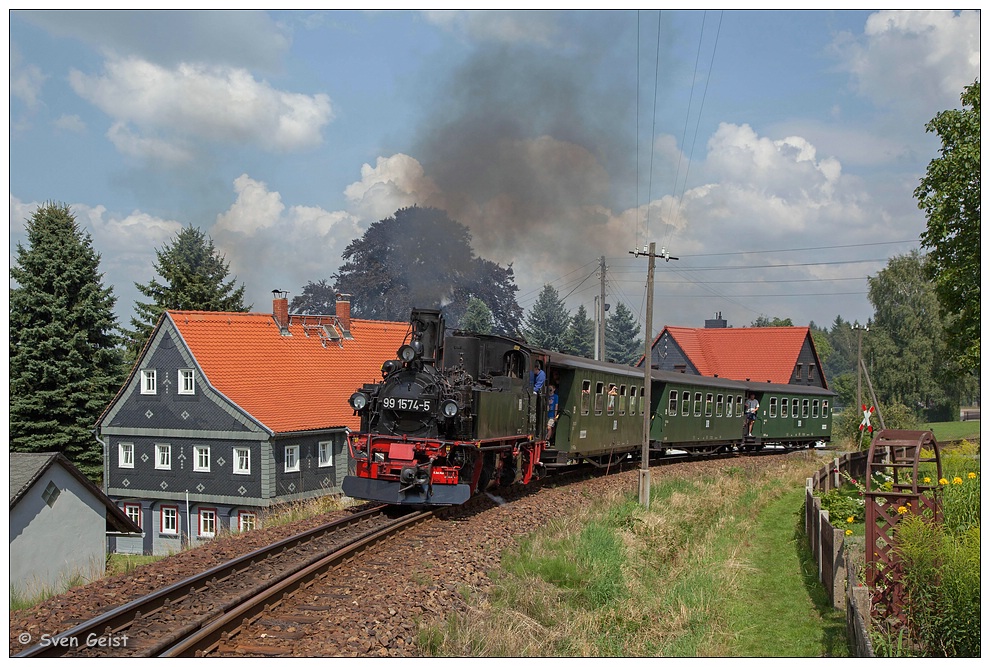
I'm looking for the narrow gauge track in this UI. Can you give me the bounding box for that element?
[14,505,429,658]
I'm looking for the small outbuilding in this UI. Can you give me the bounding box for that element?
[9,452,141,599]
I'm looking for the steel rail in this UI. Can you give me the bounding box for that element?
[160,510,433,657]
[14,504,387,658]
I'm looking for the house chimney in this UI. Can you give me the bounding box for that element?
[272,290,290,335]
[336,293,352,338]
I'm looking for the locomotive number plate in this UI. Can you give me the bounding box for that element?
[382,397,432,412]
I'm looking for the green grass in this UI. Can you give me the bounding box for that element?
[922,420,980,442]
[421,455,849,657]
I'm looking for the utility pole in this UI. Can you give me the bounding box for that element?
[629,242,677,507]
[852,323,868,410]
[597,256,606,361]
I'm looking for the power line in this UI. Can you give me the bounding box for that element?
[675,239,919,258]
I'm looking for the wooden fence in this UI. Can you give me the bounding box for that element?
[805,450,873,656]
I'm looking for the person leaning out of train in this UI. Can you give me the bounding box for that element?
[745,393,759,435]
[547,384,559,440]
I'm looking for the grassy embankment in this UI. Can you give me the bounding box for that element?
[421,451,849,657]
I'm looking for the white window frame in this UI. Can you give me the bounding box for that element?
[194,445,210,472]
[155,443,171,470]
[285,445,300,472]
[119,442,134,469]
[161,506,178,534]
[141,369,157,395]
[123,502,141,528]
[318,441,333,467]
[238,511,257,532]
[178,369,195,395]
[199,508,217,537]
[234,447,251,475]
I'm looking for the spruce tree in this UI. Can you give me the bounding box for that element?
[459,297,493,334]
[10,202,124,480]
[129,226,248,353]
[562,304,595,358]
[522,284,570,351]
[605,301,642,365]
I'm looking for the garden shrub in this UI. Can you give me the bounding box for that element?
[894,515,980,657]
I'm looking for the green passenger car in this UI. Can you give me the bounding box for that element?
[544,355,647,462]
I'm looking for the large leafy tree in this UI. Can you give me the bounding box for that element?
[10,202,124,480]
[562,304,595,358]
[866,251,962,420]
[290,279,338,314]
[914,80,980,372]
[332,206,522,334]
[605,301,642,365]
[128,226,248,354]
[523,284,570,351]
[751,315,794,327]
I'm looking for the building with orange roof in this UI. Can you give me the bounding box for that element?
[642,314,828,389]
[96,294,409,555]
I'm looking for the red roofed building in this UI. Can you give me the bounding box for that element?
[97,294,408,555]
[643,323,829,389]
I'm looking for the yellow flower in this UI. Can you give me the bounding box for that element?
[847,516,855,523]
[845,529,853,536]
[923,476,931,484]
[939,478,949,485]
[953,477,963,485]
[897,506,908,514]
[968,472,977,479]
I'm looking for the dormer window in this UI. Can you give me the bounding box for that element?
[141,369,157,395]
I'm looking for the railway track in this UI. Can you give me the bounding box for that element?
[14,506,432,658]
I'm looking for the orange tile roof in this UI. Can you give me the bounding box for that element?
[169,310,410,434]
[662,326,814,384]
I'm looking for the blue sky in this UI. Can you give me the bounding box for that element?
[8,9,981,334]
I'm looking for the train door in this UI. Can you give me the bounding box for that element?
[547,365,574,452]
[745,391,765,438]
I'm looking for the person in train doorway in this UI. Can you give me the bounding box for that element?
[546,384,559,444]
[745,393,760,436]
[532,360,546,394]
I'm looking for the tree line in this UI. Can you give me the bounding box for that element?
[9,82,979,481]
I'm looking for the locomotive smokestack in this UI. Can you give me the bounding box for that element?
[410,308,445,364]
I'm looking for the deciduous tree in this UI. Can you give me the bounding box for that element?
[290,279,338,314]
[915,80,980,372]
[10,202,124,480]
[332,207,522,334]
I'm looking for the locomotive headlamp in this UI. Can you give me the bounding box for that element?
[381,359,400,376]
[441,399,459,418]
[349,391,370,411]
[397,340,423,363]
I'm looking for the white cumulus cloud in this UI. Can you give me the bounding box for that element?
[69,55,333,158]
[834,10,980,114]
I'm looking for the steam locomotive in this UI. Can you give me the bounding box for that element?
[342,308,834,506]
